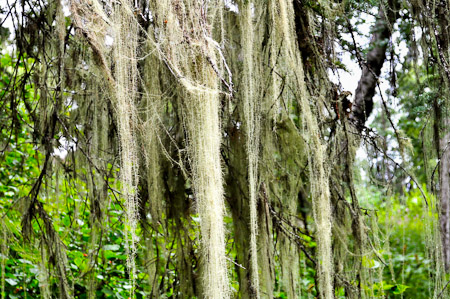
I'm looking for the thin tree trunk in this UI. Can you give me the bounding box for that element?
[350,0,399,126]
[435,0,450,271]
[439,129,450,270]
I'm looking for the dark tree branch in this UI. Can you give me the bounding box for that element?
[350,0,399,126]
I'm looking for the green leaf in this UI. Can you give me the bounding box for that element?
[103,244,120,251]
[362,256,380,269]
[104,250,117,259]
[382,284,394,290]
[393,284,410,294]
[102,287,114,296]
[29,267,39,274]
[5,278,18,286]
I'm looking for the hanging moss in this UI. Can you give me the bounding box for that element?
[111,1,141,293]
[8,0,450,298]
[273,0,334,296]
[239,1,261,296]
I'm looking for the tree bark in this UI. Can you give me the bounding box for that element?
[350,0,399,126]
[440,131,450,270]
[435,0,450,271]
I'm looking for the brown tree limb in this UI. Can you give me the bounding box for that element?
[350,0,399,126]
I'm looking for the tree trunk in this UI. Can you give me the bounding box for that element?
[435,0,450,272]
[439,129,450,270]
